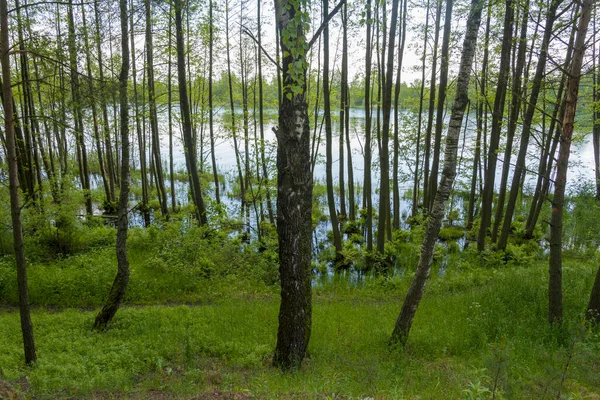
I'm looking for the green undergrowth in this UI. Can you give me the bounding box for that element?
[1,257,599,398]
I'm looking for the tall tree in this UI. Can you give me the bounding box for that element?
[67,0,93,215]
[477,0,514,251]
[492,0,529,243]
[411,0,431,217]
[94,0,132,330]
[428,0,453,208]
[145,0,169,218]
[364,0,374,253]
[1,0,36,364]
[422,0,442,210]
[209,0,220,205]
[392,0,408,230]
[496,0,560,251]
[323,0,343,265]
[376,0,400,256]
[175,0,208,225]
[549,0,592,324]
[391,0,482,344]
[273,0,314,370]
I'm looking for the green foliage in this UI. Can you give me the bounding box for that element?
[1,257,599,398]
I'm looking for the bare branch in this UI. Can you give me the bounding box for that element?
[308,0,345,50]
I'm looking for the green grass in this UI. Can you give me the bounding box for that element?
[1,258,599,399]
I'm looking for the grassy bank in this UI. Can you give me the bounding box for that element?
[1,252,599,398]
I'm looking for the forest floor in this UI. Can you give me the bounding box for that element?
[2,260,600,399]
[1,224,600,399]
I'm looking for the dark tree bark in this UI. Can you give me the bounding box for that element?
[81,2,110,205]
[477,0,514,251]
[376,0,400,257]
[364,0,374,254]
[524,16,576,239]
[145,0,169,219]
[273,0,315,370]
[130,0,150,227]
[466,4,491,231]
[94,0,116,203]
[549,0,591,324]
[323,0,343,266]
[391,0,482,344]
[428,0,453,208]
[411,0,431,218]
[257,0,275,225]
[1,0,36,364]
[392,0,407,230]
[492,0,528,243]
[67,0,93,216]
[209,0,220,205]
[167,1,176,212]
[497,0,560,251]
[175,0,208,225]
[93,0,131,330]
[422,0,442,211]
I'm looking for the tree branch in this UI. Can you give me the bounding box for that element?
[308,0,345,50]
[241,25,282,71]
[8,1,92,14]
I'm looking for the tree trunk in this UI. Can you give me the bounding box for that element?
[175,0,208,225]
[323,0,343,266]
[477,0,513,251]
[1,0,36,364]
[376,0,400,257]
[497,0,560,251]
[422,0,442,211]
[273,0,314,370]
[145,0,169,219]
[94,0,116,203]
[428,0,453,208]
[411,0,431,218]
[209,0,220,205]
[391,0,482,344]
[67,0,93,216]
[93,0,131,330]
[364,0,374,254]
[129,0,150,227]
[492,0,528,243]
[549,0,591,324]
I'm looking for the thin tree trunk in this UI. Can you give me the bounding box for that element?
[257,0,275,225]
[466,3,490,231]
[477,0,514,251]
[145,0,169,218]
[376,0,400,257]
[130,1,150,227]
[549,0,591,324]
[492,0,528,243]
[94,0,131,330]
[411,0,431,218]
[391,0,482,344]
[175,0,208,225]
[1,0,36,364]
[428,0,453,208]
[497,0,560,251]
[81,2,110,205]
[392,0,407,230]
[209,0,220,205]
[94,0,116,203]
[68,0,93,216]
[364,0,374,254]
[422,0,442,211]
[323,0,343,266]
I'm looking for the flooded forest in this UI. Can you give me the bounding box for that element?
[1,0,600,398]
